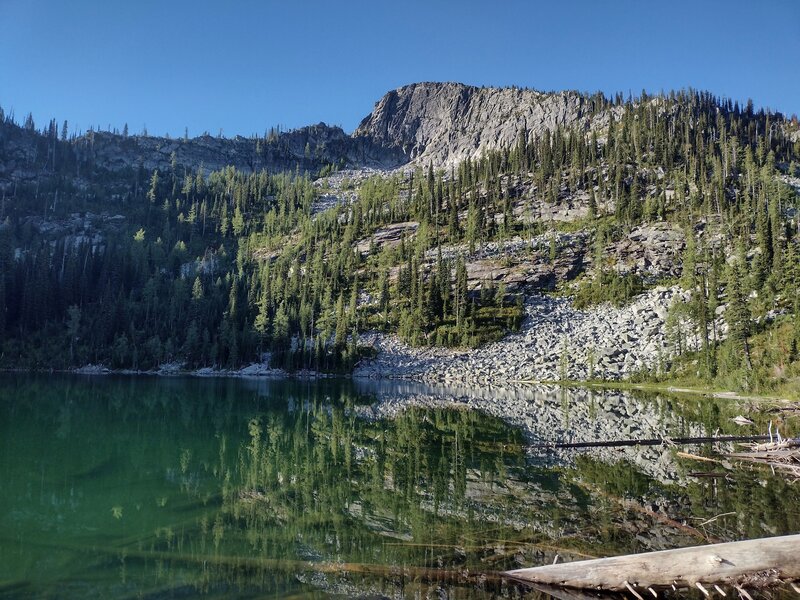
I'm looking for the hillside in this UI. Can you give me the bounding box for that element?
[1,84,799,393]
[0,117,405,188]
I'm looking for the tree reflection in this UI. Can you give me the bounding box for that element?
[0,375,797,598]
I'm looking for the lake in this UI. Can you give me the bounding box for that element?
[0,374,797,598]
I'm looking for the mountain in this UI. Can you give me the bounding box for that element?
[1,83,799,393]
[6,82,794,187]
[1,82,619,189]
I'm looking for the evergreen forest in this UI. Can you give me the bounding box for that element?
[1,90,799,392]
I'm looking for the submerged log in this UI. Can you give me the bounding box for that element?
[505,534,800,592]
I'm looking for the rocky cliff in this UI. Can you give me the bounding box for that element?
[353,82,616,167]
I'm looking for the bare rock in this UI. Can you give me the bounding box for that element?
[354,82,621,168]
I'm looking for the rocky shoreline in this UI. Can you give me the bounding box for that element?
[60,286,705,386]
[69,362,327,380]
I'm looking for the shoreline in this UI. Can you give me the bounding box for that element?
[1,285,791,408]
[0,365,790,408]
[0,365,336,380]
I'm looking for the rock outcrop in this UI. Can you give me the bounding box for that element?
[354,82,617,168]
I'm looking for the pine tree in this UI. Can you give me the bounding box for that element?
[680,228,697,290]
[378,270,390,325]
[254,269,271,348]
[466,198,479,254]
[454,257,469,328]
[232,203,245,236]
[147,170,159,203]
[726,258,753,370]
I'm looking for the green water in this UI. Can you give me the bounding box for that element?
[0,375,797,599]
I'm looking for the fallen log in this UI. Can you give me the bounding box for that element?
[726,440,800,479]
[505,534,800,593]
[748,439,800,452]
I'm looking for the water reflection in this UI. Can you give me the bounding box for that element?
[353,379,750,483]
[0,374,796,598]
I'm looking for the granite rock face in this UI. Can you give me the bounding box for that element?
[354,82,617,168]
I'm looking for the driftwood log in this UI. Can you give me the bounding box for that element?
[505,534,800,593]
[727,440,800,479]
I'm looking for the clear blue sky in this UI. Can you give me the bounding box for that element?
[2,0,797,138]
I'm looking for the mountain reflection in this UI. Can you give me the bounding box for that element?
[0,375,797,598]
